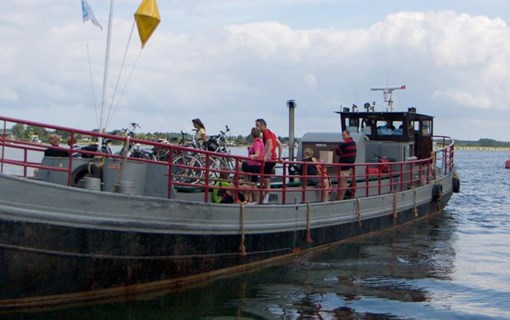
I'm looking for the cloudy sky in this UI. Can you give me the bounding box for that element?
[1,0,509,140]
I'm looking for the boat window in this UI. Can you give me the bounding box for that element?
[413,121,420,136]
[421,120,432,136]
[393,121,404,135]
[376,120,402,135]
[344,117,359,133]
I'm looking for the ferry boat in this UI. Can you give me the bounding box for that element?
[0,99,458,309]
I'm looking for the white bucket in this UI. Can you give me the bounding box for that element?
[84,177,101,191]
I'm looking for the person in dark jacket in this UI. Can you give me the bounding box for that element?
[335,130,357,200]
[44,134,70,157]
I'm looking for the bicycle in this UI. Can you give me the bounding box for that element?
[169,131,205,185]
[171,126,235,185]
[205,125,235,172]
[117,123,156,161]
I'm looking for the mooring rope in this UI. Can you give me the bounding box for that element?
[0,243,289,260]
[239,203,247,257]
[393,191,398,223]
[356,198,362,226]
[412,186,418,217]
[305,202,312,243]
[435,186,442,212]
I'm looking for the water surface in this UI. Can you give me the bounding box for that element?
[3,150,510,319]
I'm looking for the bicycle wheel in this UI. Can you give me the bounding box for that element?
[204,155,235,183]
[171,154,204,184]
[218,156,235,172]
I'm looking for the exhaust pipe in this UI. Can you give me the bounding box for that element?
[287,100,296,161]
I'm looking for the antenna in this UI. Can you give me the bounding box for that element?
[371,85,406,111]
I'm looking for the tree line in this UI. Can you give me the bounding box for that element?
[455,138,510,148]
[5,124,291,146]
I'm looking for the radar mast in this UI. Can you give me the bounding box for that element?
[371,85,406,111]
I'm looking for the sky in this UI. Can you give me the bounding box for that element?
[1,0,509,141]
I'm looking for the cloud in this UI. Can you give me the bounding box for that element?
[1,3,510,141]
[433,89,491,109]
[304,73,319,89]
[0,87,19,102]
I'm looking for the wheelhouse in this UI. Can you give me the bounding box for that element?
[338,108,434,160]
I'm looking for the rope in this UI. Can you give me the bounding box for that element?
[435,185,442,212]
[113,135,130,193]
[393,191,398,223]
[453,168,459,179]
[305,202,312,243]
[412,186,418,217]
[239,203,247,257]
[356,198,362,226]
[108,49,143,127]
[0,243,288,260]
[105,21,140,128]
[86,44,99,126]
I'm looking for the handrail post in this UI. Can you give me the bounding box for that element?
[365,163,369,197]
[66,131,75,186]
[400,162,404,192]
[203,152,210,202]
[282,161,287,204]
[1,120,6,173]
[377,163,381,195]
[351,165,357,198]
[23,148,28,177]
[301,162,307,202]
[167,145,174,199]
[409,159,414,187]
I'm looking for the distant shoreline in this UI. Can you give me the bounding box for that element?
[456,146,510,151]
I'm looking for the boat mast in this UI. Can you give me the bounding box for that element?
[98,0,115,146]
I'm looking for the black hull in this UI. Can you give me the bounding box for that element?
[0,191,451,309]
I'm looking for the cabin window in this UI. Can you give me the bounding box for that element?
[393,121,404,135]
[421,120,432,136]
[376,120,403,135]
[344,117,359,133]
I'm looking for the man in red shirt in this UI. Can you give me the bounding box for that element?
[256,119,282,204]
[335,130,357,200]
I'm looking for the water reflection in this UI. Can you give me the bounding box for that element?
[232,212,457,319]
[4,150,510,320]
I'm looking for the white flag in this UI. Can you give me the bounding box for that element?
[81,0,103,31]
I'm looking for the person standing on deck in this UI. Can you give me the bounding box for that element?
[255,118,282,204]
[192,118,207,148]
[335,130,357,200]
[241,127,265,204]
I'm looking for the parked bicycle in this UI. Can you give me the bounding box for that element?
[169,131,206,185]
[206,125,235,172]
[206,125,231,153]
[116,123,156,161]
[171,126,235,185]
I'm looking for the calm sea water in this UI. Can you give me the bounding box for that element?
[3,150,510,319]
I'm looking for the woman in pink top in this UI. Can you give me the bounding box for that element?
[242,127,264,183]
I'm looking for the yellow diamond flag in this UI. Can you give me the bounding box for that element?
[134,0,161,48]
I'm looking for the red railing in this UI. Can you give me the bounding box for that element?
[0,115,455,204]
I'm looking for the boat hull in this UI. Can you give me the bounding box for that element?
[0,172,453,308]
